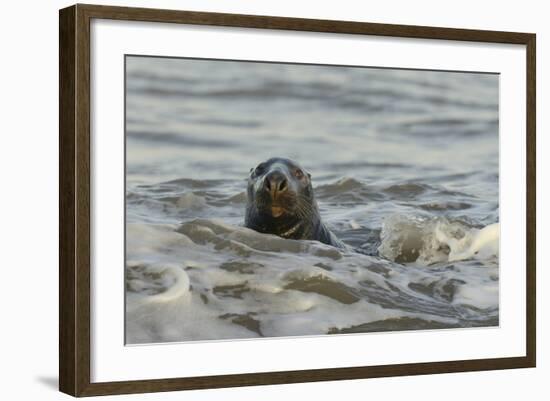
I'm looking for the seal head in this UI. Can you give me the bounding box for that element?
[244,157,345,248]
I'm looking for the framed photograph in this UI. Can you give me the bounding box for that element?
[59,4,536,397]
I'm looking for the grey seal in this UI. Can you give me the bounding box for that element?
[244,157,346,249]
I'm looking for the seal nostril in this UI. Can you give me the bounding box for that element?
[278,178,288,192]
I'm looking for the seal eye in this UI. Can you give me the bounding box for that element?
[254,163,266,176]
[294,169,304,179]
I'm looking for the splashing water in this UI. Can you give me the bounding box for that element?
[378,215,499,265]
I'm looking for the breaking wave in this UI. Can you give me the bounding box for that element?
[125,218,498,344]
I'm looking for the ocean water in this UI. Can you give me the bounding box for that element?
[125,56,499,344]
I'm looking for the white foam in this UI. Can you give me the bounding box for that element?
[448,223,499,262]
[378,214,499,265]
[125,219,498,343]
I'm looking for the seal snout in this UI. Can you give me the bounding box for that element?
[262,170,291,218]
[264,170,288,197]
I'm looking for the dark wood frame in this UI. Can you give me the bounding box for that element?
[59,3,536,397]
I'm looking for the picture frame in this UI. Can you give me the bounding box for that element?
[59,3,536,397]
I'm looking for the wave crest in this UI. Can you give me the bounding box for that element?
[378,214,499,265]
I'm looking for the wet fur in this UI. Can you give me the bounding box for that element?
[245,157,346,249]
